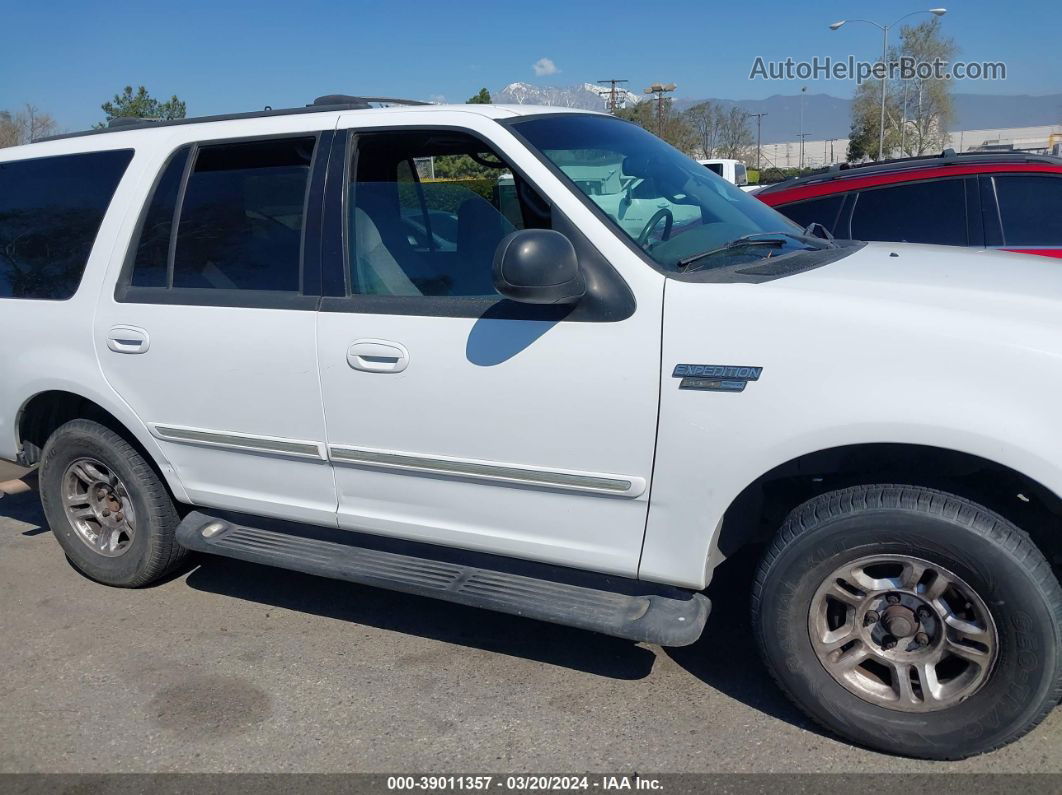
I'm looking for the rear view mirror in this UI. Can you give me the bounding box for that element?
[492,229,586,305]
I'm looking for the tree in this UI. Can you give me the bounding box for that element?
[684,101,724,159]
[617,100,696,153]
[0,104,59,148]
[894,18,956,156]
[847,18,955,161]
[716,107,755,160]
[100,86,186,125]
[466,88,492,105]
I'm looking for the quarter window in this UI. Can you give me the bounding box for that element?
[0,150,132,299]
[851,179,967,245]
[993,175,1062,246]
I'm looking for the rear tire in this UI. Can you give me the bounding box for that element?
[752,484,1062,759]
[39,419,186,587]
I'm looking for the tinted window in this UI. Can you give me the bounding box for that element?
[129,147,190,287]
[851,179,967,245]
[171,137,315,291]
[994,175,1062,246]
[705,163,723,176]
[777,195,845,236]
[349,132,550,298]
[0,150,132,299]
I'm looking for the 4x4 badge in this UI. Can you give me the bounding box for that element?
[672,364,763,393]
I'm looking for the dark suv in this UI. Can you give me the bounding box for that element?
[757,151,1062,258]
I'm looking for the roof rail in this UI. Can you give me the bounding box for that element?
[108,116,160,129]
[310,94,429,107]
[37,94,432,143]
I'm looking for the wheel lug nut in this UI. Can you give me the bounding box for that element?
[917,607,932,621]
[881,636,897,650]
[915,632,930,647]
[101,510,111,517]
[886,594,901,605]
[864,610,880,625]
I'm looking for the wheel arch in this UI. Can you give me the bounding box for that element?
[716,442,1062,574]
[15,388,190,504]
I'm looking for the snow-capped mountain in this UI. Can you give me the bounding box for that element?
[495,82,642,110]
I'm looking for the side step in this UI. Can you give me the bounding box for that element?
[176,511,709,646]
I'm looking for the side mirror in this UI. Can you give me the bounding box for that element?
[492,229,586,305]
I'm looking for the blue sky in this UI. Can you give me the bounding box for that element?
[1,0,1057,132]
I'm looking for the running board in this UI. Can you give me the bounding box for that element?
[176,511,709,646]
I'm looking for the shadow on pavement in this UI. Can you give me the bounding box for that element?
[665,546,829,739]
[0,490,47,532]
[1,491,831,732]
[185,556,659,680]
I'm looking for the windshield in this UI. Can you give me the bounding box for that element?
[511,114,807,272]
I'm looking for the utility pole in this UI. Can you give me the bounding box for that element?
[799,87,807,169]
[644,83,677,136]
[749,112,767,170]
[796,132,811,169]
[826,137,838,164]
[597,79,629,114]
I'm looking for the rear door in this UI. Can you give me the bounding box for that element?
[314,116,663,576]
[849,178,972,246]
[95,128,338,525]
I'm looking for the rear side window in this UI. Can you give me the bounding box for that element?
[851,179,967,246]
[993,175,1062,246]
[0,150,132,299]
[776,195,845,236]
[125,136,317,295]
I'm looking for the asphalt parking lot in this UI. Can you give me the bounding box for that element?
[1,478,1060,774]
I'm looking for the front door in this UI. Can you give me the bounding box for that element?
[315,121,663,576]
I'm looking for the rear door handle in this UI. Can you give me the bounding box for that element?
[107,325,150,354]
[347,339,409,373]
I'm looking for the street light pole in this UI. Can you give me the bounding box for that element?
[829,8,947,161]
[749,112,767,170]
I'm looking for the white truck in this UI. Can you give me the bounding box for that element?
[697,158,748,186]
[1,97,1060,760]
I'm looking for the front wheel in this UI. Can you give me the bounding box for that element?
[753,484,1062,759]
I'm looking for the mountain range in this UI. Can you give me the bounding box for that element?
[493,83,1062,143]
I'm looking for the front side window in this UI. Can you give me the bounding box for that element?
[126,136,316,294]
[349,131,550,297]
[993,175,1062,246]
[511,115,803,272]
[776,195,845,237]
[0,149,132,299]
[851,179,967,246]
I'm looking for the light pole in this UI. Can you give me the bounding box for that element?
[749,112,767,170]
[829,8,946,161]
[799,86,806,169]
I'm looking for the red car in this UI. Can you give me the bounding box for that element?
[757,150,1062,258]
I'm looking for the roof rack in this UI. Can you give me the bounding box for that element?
[38,94,432,143]
[758,148,1062,194]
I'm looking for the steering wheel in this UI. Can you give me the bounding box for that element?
[637,208,674,247]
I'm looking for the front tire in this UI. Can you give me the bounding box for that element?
[39,419,187,587]
[752,484,1062,759]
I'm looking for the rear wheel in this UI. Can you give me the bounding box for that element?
[752,484,1062,759]
[39,419,187,587]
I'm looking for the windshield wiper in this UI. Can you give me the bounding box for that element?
[676,231,834,272]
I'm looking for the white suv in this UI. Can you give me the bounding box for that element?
[2,96,1060,760]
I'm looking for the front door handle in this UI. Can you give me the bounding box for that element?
[107,325,150,354]
[347,339,409,373]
